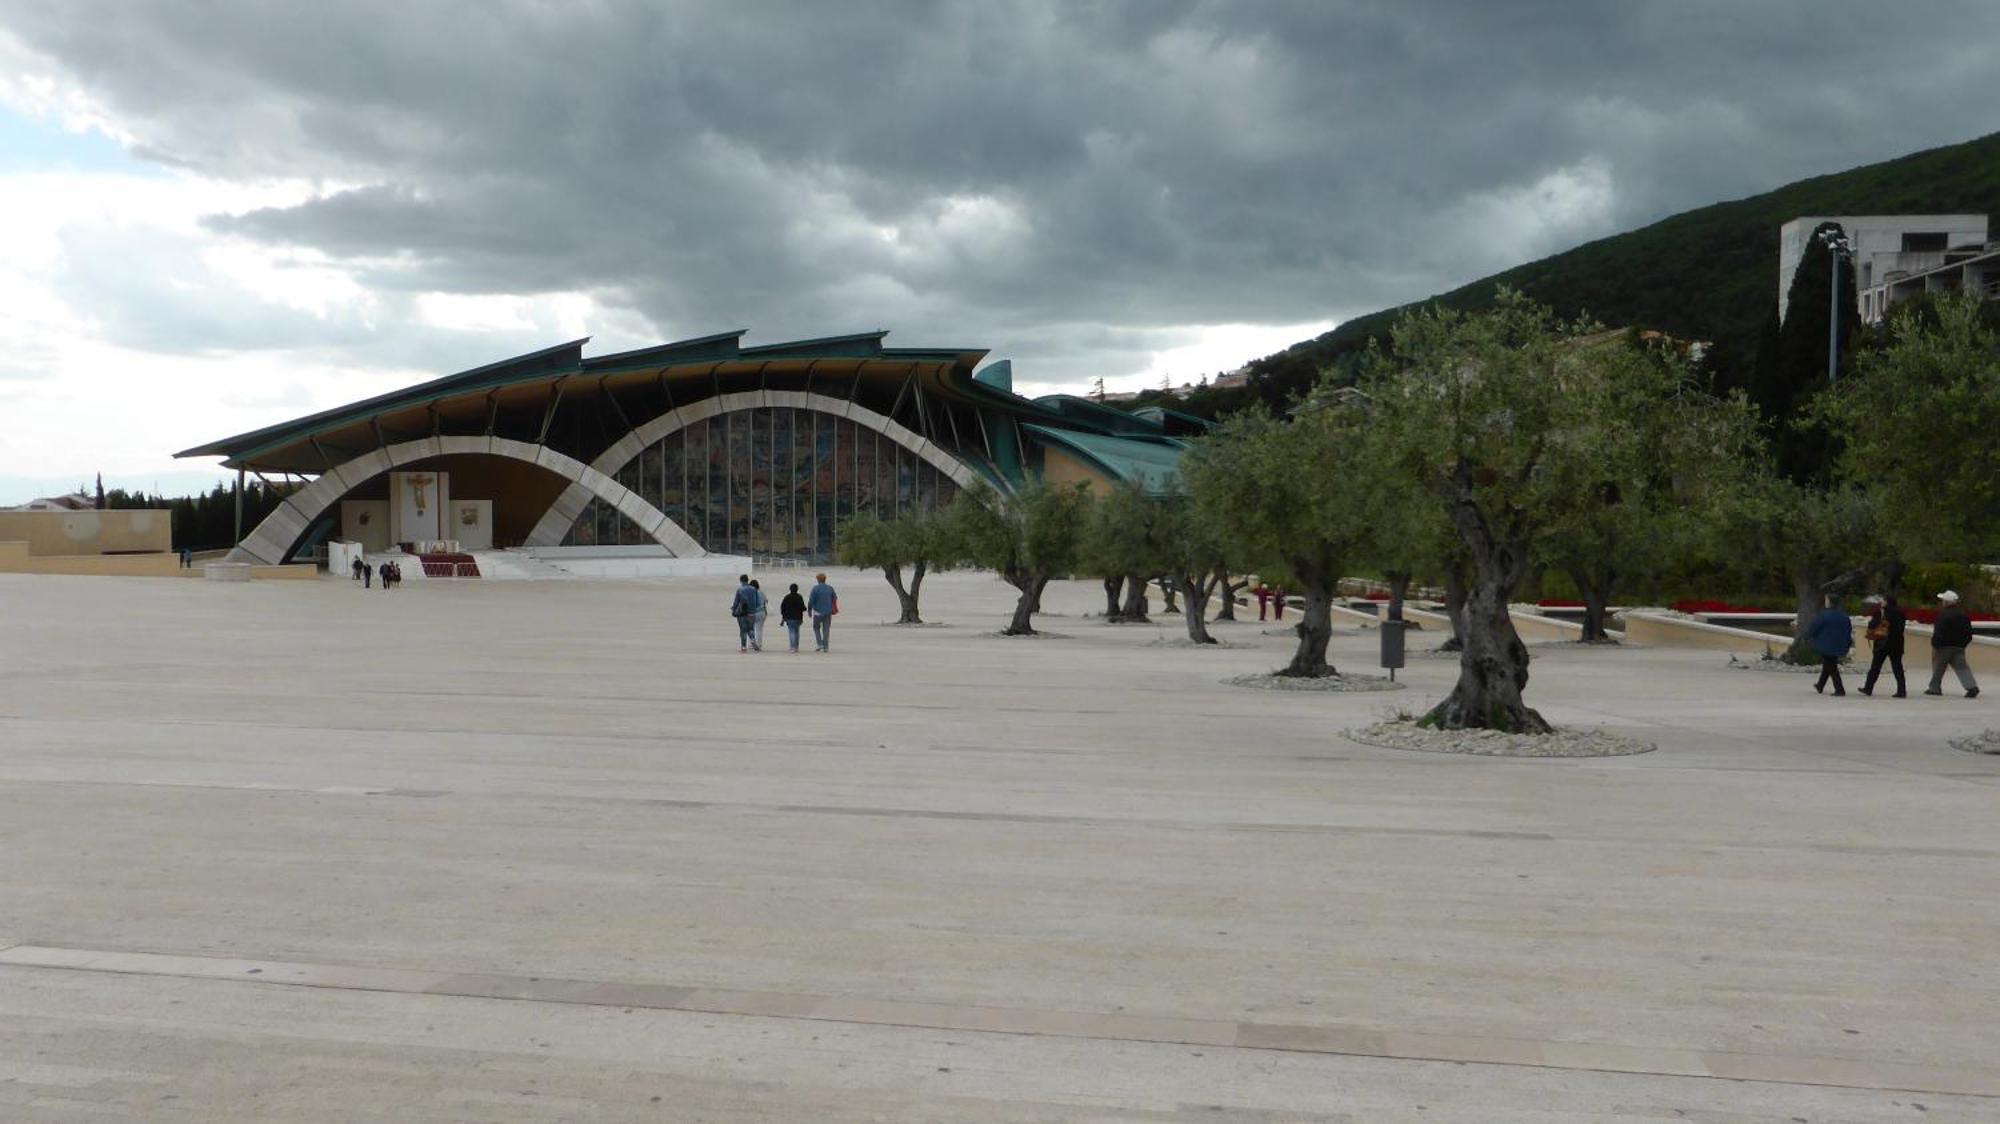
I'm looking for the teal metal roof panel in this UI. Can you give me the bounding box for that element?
[1022,424,1187,494]
[583,330,746,372]
[972,360,1013,392]
[740,330,887,358]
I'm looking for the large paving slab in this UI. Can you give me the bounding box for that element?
[0,569,1995,1120]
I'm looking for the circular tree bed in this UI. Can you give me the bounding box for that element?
[1346,720,1655,758]
[1950,729,2000,756]
[1225,672,1403,692]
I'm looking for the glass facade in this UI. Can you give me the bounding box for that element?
[565,406,960,560]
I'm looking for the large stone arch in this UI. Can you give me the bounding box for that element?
[228,435,703,564]
[524,390,979,548]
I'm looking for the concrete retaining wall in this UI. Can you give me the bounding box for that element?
[1400,605,1606,644]
[1623,610,2000,675]
[0,510,172,556]
[0,541,180,576]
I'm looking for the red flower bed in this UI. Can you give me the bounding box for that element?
[1361,591,1390,600]
[1671,598,1772,615]
[1536,599,1583,608]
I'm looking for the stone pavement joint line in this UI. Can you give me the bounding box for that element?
[4,944,1996,1099]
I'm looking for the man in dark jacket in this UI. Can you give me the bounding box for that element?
[1858,594,1906,697]
[1925,590,1981,698]
[1806,597,1854,696]
[779,583,807,653]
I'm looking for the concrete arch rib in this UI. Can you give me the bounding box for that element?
[524,391,976,549]
[227,436,702,565]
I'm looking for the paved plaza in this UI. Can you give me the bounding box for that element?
[1,569,1997,1121]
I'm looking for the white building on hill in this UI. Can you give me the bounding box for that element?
[1777,214,1988,322]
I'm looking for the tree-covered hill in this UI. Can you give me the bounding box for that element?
[1210,131,2000,413]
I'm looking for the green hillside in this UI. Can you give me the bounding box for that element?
[1227,131,2000,409]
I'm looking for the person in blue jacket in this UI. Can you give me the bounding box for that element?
[730,574,764,652]
[806,572,838,652]
[1807,596,1854,696]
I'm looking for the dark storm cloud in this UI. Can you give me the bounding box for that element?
[5,0,1997,377]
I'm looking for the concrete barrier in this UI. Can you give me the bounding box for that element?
[1400,605,1608,644]
[203,563,252,582]
[0,541,182,577]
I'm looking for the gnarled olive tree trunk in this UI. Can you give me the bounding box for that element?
[1177,571,1218,644]
[1277,581,1336,677]
[1422,508,1549,733]
[883,560,929,624]
[1119,574,1149,621]
[1214,568,1246,621]
[1384,568,1411,623]
[1440,566,1468,652]
[1102,575,1125,621]
[1566,564,1618,643]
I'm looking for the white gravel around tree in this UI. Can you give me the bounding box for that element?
[1225,671,1404,691]
[1347,720,1656,757]
[1949,729,2000,755]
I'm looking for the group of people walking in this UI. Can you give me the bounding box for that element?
[731,572,838,653]
[349,556,402,589]
[1806,589,1981,699]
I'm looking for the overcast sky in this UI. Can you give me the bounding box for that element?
[2,1,1996,501]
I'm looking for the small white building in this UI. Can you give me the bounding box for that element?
[1857,240,2000,325]
[1777,214,1988,322]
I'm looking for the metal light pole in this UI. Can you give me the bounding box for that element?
[1819,228,1852,384]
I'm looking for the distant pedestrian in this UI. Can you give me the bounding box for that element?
[362,560,372,588]
[180,547,193,569]
[378,562,392,590]
[351,556,365,581]
[730,574,763,652]
[750,579,768,650]
[1255,585,1271,621]
[1924,590,1981,698]
[1807,596,1853,696]
[1272,586,1287,621]
[806,572,838,652]
[1858,594,1906,698]
[780,582,807,653]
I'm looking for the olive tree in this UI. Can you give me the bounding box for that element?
[1821,293,2000,564]
[1715,476,1882,662]
[836,509,949,624]
[1157,493,1233,644]
[1532,334,1761,642]
[1080,481,1172,621]
[1182,402,1378,677]
[1367,293,1749,731]
[938,480,1092,636]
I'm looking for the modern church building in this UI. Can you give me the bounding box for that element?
[178,330,1201,568]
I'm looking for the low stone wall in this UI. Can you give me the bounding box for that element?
[1621,611,1796,656]
[1401,605,1607,644]
[0,509,172,556]
[0,541,180,577]
[1620,611,2000,675]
